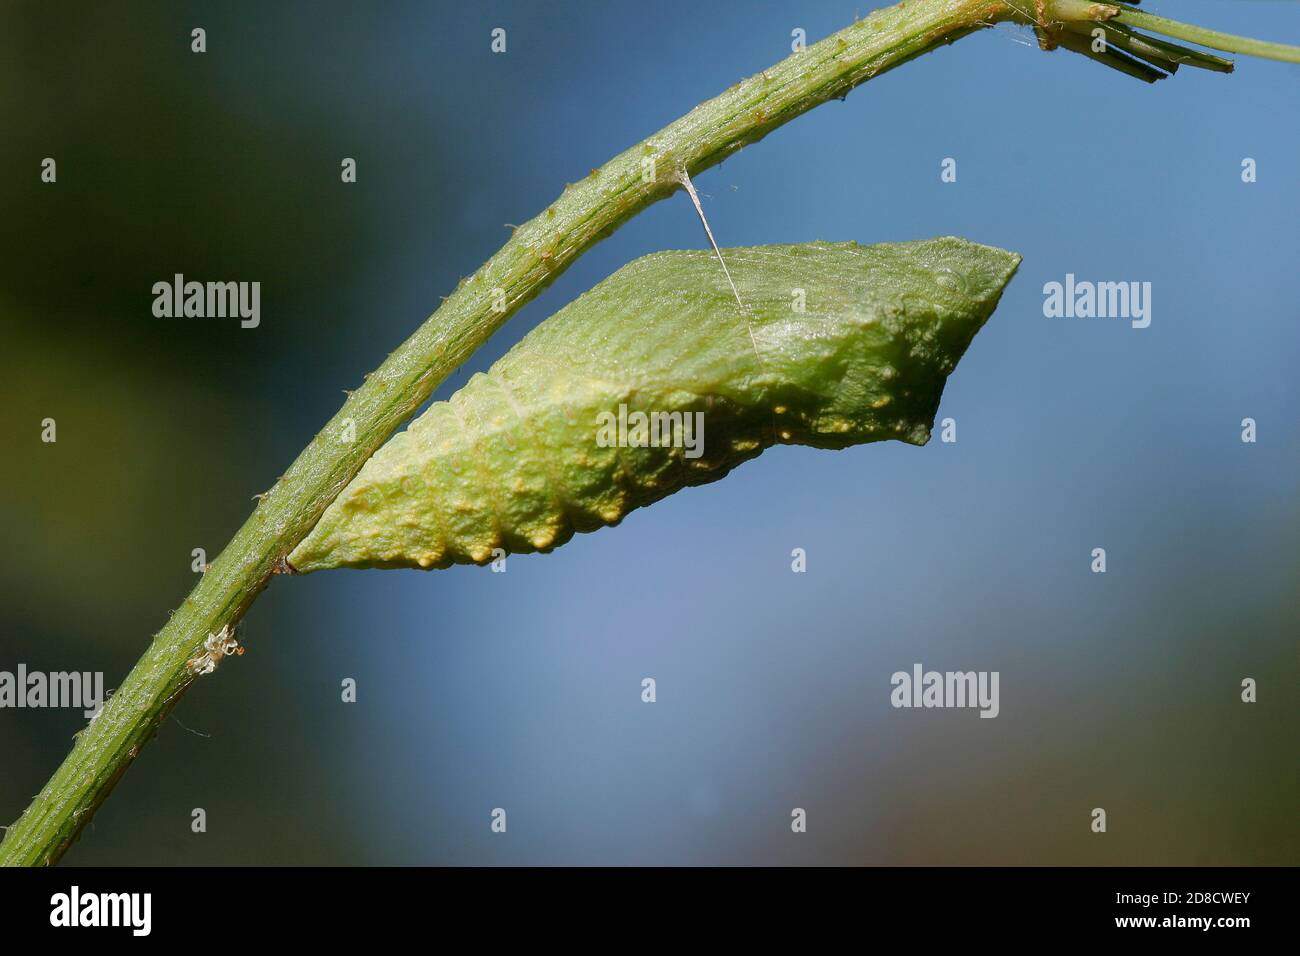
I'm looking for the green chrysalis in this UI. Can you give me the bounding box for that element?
[289,237,1020,572]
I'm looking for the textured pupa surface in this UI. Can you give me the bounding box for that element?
[290,238,1020,571]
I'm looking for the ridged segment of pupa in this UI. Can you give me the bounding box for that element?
[289,238,1021,571]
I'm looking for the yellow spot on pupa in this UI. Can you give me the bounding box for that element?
[871,397,891,408]
[774,405,787,414]
[417,555,433,568]
[470,546,491,563]
[531,532,554,549]
[600,507,621,523]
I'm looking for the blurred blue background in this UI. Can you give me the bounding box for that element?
[1,1,1296,864]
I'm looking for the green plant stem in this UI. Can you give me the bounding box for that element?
[0,0,1012,867]
[1114,4,1300,64]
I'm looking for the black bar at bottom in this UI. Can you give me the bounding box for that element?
[0,866,1288,941]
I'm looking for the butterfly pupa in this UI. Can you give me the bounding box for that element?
[289,237,1020,571]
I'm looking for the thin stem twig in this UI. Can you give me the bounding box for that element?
[0,0,1011,866]
[1114,3,1300,64]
